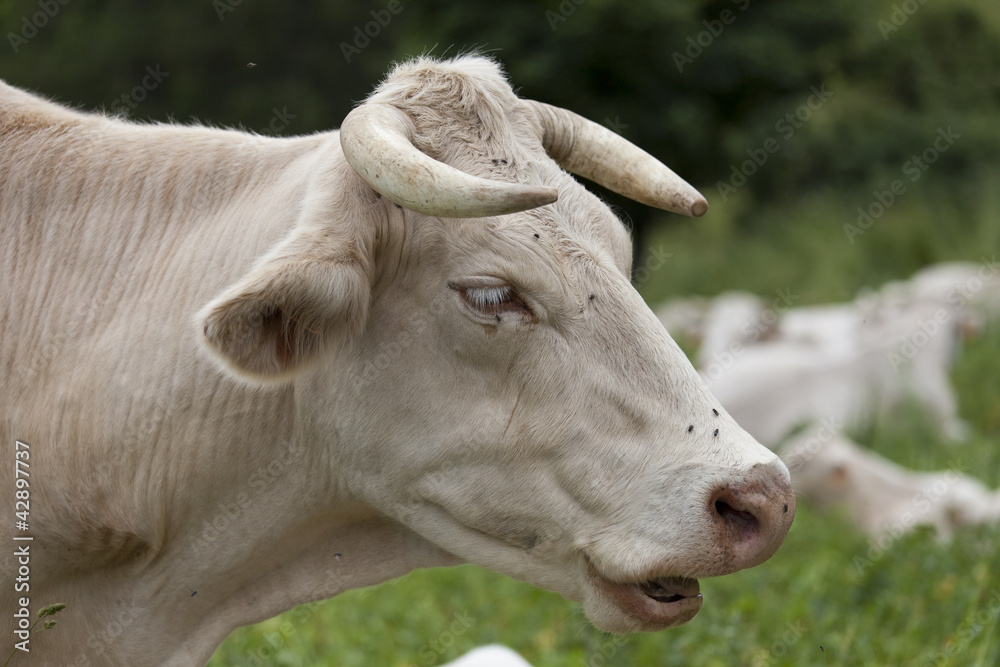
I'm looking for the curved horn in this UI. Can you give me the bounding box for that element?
[339,103,558,218]
[526,101,708,217]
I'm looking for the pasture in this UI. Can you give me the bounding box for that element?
[210,183,1000,666]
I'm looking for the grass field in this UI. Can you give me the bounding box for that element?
[210,184,1000,666]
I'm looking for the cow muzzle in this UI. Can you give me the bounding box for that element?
[581,460,795,633]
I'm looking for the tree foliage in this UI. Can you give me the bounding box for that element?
[2,0,997,243]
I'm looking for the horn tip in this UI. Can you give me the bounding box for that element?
[536,186,559,207]
[690,197,708,217]
[518,186,558,211]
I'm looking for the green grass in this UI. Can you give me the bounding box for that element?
[210,185,1000,666]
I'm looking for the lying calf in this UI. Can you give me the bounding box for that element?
[781,425,1000,539]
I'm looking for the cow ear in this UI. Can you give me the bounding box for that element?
[196,234,371,383]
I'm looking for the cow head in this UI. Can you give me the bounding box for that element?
[197,56,794,632]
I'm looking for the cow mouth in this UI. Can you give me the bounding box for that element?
[637,576,702,604]
[584,556,703,630]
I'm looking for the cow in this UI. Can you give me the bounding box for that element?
[0,56,794,665]
[908,261,1000,321]
[440,645,534,667]
[653,295,709,348]
[703,276,972,447]
[782,426,1000,539]
[695,290,778,370]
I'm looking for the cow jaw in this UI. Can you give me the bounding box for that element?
[390,434,793,634]
[395,496,709,632]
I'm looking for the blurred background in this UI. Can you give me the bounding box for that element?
[3,0,998,665]
[3,0,999,299]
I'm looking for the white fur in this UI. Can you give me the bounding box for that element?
[0,57,791,664]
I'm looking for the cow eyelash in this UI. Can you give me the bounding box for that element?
[454,284,533,320]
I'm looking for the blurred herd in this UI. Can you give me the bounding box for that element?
[657,262,1000,538]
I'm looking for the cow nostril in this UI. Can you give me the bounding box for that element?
[705,466,796,571]
[713,500,759,533]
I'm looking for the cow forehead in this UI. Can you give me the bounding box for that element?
[367,58,635,275]
[509,196,632,272]
[429,203,633,305]
[433,156,635,283]
[366,58,635,296]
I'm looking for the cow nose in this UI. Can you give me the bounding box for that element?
[708,462,795,570]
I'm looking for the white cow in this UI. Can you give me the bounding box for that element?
[781,426,1000,538]
[440,645,534,667]
[0,56,794,665]
[695,291,773,369]
[653,295,708,347]
[777,303,863,359]
[704,277,971,446]
[909,261,1000,320]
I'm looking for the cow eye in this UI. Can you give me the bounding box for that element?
[453,284,533,320]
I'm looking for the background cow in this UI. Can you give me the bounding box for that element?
[655,264,1000,540]
[782,426,1000,539]
[686,267,987,446]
